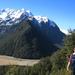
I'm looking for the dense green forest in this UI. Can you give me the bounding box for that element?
[0,30,75,75]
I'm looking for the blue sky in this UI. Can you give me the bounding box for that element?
[0,0,75,32]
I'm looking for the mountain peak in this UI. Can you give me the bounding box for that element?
[0,8,33,25]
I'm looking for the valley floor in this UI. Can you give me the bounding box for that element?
[0,55,40,66]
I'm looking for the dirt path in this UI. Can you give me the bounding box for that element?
[0,55,40,66]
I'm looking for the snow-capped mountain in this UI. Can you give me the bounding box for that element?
[0,8,65,38]
[0,8,49,25]
[0,8,33,25]
[0,9,65,58]
[0,8,61,35]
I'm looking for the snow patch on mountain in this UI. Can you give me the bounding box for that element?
[0,8,50,25]
[34,16,48,23]
[60,28,69,35]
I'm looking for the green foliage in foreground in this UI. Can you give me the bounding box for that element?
[50,30,75,75]
[0,57,52,75]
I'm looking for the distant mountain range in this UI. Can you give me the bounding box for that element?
[0,8,65,59]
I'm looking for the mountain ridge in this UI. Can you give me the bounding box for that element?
[0,8,49,25]
[0,8,67,34]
